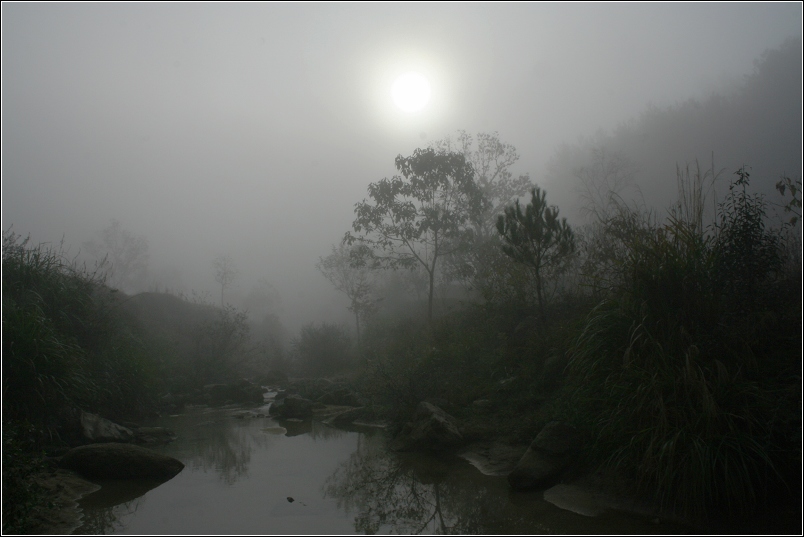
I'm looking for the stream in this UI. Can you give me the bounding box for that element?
[73,400,692,534]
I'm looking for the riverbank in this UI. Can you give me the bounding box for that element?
[23,469,100,535]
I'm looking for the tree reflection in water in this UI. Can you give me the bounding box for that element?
[324,434,507,534]
[189,420,255,484]
[77,497,140,534]
[75,409,278,533]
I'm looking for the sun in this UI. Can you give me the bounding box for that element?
[392,72,431,113]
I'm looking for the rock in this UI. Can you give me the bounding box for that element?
[282,418,312,437]
[279,394,314,419]
[322,406,366,426]
[59,443,185,480]
[507,421,584,491]
[543,483,606,517]
[390,402,463,452]
[316,388,363,407]
[133,427,177,444]
[160,392,186,412]
[74,476,171,509]
[459,442,528,477]
[204,381,265,405]
[27,469,101,534]
[532,421,584,455]
[80,412,134,443]
[471,399,492,410]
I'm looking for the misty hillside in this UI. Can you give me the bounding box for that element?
[545,37,802,226]
[120,292,220,349]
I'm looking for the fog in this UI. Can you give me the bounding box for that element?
[2,3,801,334]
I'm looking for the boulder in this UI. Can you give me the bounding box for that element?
[459,442,528,477]
[278,394,314,419]
[80,412,134,443]
[507,421,584,491]
[160,392,185,413]
[391,402,463,452]
[59,443,184,480]
[323,406,366,427]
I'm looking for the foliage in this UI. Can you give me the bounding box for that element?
[430,132,535,300]
[775,175,802,226]
[558,168,799,522]
[290,322,354,376]
[317,243,378,345]
[3,229,160,429]
[714,166,784,316]
[82,219,149,293]
[2,423,50,534]
[345,147,483,322]
[574,147,639,224]
[496,186,576,318]
[190,304,252,385]
[431,131,534,235]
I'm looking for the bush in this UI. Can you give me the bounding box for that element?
[558,169,800,521]
[2,230,160,430]
[189,305,252,386]
[290,322,353,376]
[2,423,50,534]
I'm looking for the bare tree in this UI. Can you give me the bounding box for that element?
[212,255,238,308]
[316,243,377,346]
[82,219,149,293]
[431,131,533,237]
[573,147,639,224]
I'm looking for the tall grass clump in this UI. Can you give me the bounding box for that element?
[561,166,800,522]
[2,229,159,435]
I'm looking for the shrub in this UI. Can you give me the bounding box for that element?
[290,322,353,376]
[189,305,252,385]
[2,229,160,430]
[559,168,799,521]
[2,423,50,534]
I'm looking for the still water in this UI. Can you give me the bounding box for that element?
[74,403,689,534]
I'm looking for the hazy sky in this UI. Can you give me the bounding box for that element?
[2,3,802,331]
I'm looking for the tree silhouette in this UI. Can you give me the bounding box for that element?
[212,255,238,308]
[496,187,575,319]
[82,219,149,293]
[345,148,483,323]
[317,243,377,346]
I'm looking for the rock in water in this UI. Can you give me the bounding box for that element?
[391,402,463,452]
[80,412,135,443]
[507,421,584,490]
[60,443,184,480]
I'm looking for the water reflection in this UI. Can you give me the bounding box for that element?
[78,494,143,535]
[72,407,689,535]
[169,406,280,484]
[324,434,507,534]
[188,419,254,484]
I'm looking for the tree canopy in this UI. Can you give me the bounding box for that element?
[496,186,575,318]
[345,147,483,322]
[317,243,377,345]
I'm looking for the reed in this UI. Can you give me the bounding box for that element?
[561,168,798,521]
